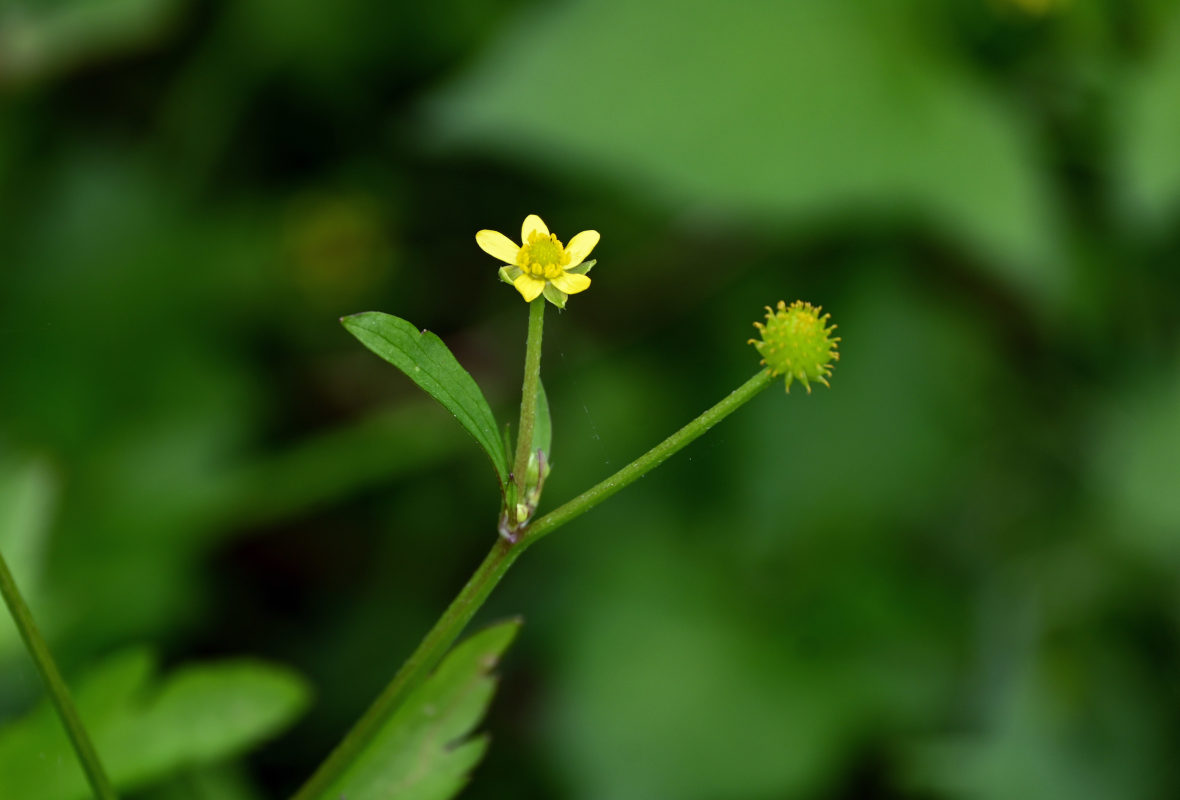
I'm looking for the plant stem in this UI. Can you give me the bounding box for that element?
[0,551,118,800]
[295,367,775,798]
[291,536,523,800]
[511,297,546,524]
[522,368,775,544]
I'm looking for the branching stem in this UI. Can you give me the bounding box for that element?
[295,367,776,798]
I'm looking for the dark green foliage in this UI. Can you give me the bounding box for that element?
[3,0,1180,798]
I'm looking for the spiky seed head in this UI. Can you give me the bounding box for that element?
[749,300,840,393]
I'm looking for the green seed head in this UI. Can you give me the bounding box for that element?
[749,300,840,393]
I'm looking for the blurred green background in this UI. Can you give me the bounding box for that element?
[3,0,1180,797]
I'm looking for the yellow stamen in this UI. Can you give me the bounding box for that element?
[517,232,571,280]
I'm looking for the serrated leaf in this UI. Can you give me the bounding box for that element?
[0,648,311,800]
[342,312,510,489]
[317,619,520,800]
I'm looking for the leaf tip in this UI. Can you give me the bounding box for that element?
[470,617,524,671]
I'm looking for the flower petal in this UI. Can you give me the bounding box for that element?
[564,230,599,267]
[551,271,591,294]
[513,274,547,302]
[476,230,521,264]
[522,214,549,242]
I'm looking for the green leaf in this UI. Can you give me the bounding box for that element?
[0,649,311,800]
[567,259,595,276]
[342,312,510,489]
[532,379,552,465]
[318,619,520,800]
[522,378,553,511]
[1117,5,1180,229]
[0,0,182,86]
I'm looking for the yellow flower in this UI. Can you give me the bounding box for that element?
[476,214,599,305]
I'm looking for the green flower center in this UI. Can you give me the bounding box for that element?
[750,301,840,393]
[517,232,570,280]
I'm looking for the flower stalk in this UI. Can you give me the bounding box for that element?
[522,367,775,545]
[295,366,777,798]
[291,536,523,800]
[509,297,546,533]
[0,550,118,800]
[307,207,840,800]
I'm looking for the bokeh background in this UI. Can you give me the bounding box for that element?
[3,0,1180,797]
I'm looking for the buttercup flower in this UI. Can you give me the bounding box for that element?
[476,214,599,306]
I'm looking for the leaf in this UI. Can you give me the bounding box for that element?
[0,648,311,800]
[318,619,520,800]
[0,0,183,87]
[1091,365,1180,562]
[342,312,510,489]
[1116,5,1180,229]
[532,379,552,465]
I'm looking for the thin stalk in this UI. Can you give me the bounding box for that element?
[295,367,775,798]
[0,551,118,800]
[292,536,523,800]
[511,297,546,522]
[522,368,775,544]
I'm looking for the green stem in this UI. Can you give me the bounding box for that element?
[294,367,774,798]
[0,551,118,800]
[511,297,546,524]
[522,368,775,544]
[291,537,523,800]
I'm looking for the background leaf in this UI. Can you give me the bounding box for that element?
[342,312,509,490]
[428,0,1066,309]
[1116,4,1180,230]
[0,0,184,87]
[0,648,311,800]
[0,457,55,662]
[4,0,1180,797]
[318,619,520,800]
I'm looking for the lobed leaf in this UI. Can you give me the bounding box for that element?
[316,619,520,800]
[0,649,310,800]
